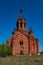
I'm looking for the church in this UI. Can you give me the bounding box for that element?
[7,10,40,56]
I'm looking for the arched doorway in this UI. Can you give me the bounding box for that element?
[20,50,24,55]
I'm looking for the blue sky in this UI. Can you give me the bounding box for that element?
[0,0,43,51]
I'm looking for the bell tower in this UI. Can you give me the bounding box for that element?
[16,9,26,31]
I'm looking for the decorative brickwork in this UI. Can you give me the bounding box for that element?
[7,10,40,56]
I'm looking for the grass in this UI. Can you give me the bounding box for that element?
[0,53,43,65]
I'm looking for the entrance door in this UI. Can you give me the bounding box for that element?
[20,50,24,55]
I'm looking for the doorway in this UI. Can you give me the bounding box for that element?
[20,50,24,55]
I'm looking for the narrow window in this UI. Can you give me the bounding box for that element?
[20,22,22,27]
[20,41,21,45]
[24,23,26,28]
[22,41,23,45]
[20,41,23,45]
[11,43,12,48]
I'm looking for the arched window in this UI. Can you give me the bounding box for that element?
[24,22,26,28]
[20,22,22,27]
[20,41,23,45]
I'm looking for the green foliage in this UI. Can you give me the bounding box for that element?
[7,46,12,55]
[0,45,2,57]
[1,44,7,57]
[0,44,12,57]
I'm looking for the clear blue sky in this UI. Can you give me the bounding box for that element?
[0,0,43,51]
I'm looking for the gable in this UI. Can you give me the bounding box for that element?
[12,31,28,40]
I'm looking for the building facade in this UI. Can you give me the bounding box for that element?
[7,10,40,56]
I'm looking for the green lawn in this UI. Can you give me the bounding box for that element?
[0,53,43,65]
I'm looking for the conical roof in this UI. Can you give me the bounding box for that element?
[29,27,33,34]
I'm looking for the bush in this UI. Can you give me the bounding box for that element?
[0,45,2,57]
[1,44,7,57]
[0,44,12,57]
[7,46,12,55]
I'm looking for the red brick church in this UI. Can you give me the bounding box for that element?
[7,10,40,56]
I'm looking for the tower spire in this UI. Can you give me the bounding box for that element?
[29,27,34,37]
[18,9,23,19]
[20,9,22,17]
[30,27,33,32]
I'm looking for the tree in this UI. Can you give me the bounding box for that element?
[1,44,7,57]
[0,45,2,57]
[0,43,12,57]
[7,46,12,55]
